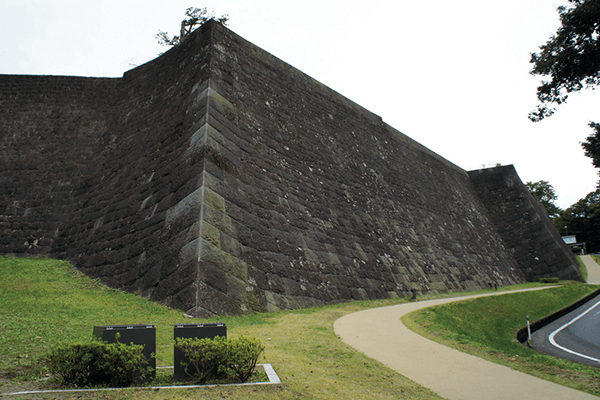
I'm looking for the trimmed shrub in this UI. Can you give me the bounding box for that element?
[45,342,100,387]
[175,335,264,383]
[540,277,560,283]
[175,336,228,384]
[224,336,265,383]
[94,340,151,387]
[45,340,150,387]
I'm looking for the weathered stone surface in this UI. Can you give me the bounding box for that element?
[0,21,581,316]
[468,166,580,281]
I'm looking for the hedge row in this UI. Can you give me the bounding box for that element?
[46,335,264,387]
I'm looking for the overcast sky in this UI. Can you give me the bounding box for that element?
[2,0,598,209]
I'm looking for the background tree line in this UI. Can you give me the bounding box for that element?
[527,180,600,253]
[527,0,600,253]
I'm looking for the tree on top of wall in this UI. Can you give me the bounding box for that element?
[157,7,229,47]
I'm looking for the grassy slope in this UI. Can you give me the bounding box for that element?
[576,255,589,282]
[3,256,599,398]
[0,256,442,400]
[403,283,600,397]
[592,255,600,273]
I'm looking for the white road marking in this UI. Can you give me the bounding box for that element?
[549,299,600,364]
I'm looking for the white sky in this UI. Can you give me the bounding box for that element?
[1,0,598,209]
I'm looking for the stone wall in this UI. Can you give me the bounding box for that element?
[0,21,581,316]
[0,75,118,255]
[469,166,580,281]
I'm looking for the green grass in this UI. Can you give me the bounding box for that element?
[592,255,600,271]
[576,255,589,282]
[403,283,600,396]
[0,257,183,373]
[3,256,600,398]
[0,256,442,399]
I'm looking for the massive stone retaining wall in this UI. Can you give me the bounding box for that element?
[469,166,580,281]
[0,21,581,316]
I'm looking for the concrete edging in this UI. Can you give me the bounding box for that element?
[1,363,281,397]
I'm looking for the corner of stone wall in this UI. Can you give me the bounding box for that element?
[468,165,582,282]
[166,76,261,316]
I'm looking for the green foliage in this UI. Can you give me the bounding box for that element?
[157,6,229,47]
[554,188,600,253]
[582,121,600,182]
[224,336,265,383]
[525,180,562,218]
[539,277,560,283]
[529,0,600,121]
[94,339,152,387]
[45,342,98,387]
[45,339,150,387]
[175,335,264,383]
[175,336,228,383]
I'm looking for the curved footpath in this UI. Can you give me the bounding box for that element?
[335,286,599,400]
[583,255,600,284]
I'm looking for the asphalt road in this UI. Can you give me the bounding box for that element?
[531,256,600,367]
[531,293,600,366]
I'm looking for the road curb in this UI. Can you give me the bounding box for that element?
[515,287,600,343]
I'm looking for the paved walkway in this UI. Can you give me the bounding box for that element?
[335,287,599,400]
[582,255,600,284]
